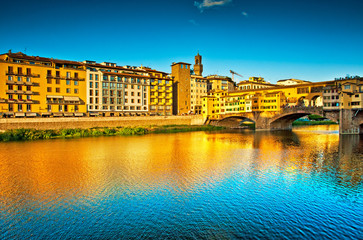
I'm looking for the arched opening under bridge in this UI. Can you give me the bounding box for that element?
[215,116,255,129]
[310,95,323,107]
[270,112,338,130]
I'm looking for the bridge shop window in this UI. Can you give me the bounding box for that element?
[297,87,309,94]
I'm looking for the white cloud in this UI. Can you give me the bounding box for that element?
[189,19,199,26]
[242,11,248,17]
[194,0,232,12]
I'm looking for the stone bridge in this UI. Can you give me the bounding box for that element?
[208,107,363,134]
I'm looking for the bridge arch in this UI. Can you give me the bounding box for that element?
[267,108,339,130]
[212,116,256,128]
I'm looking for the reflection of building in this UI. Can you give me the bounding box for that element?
[0,51,87,117]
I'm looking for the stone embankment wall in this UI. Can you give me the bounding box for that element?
[0,115,205,130]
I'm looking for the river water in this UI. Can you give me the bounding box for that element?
[0,125,362,239]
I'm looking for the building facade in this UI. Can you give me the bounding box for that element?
[171,62,191,115]
[0,51,87,117]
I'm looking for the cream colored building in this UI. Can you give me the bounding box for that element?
[277,79,311,86]
[237,77,275,90]
[190,75,207,114]
[85,62,150,116]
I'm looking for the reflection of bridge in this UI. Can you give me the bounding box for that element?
[208,107,363,134]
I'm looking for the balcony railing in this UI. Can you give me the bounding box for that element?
[25,73,40,78]
[6,71,24,76]
[24,81,39,86]
[6,90,24,94]
[7,81,26,85]
[46,100,85,105]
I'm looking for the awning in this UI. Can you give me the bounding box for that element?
[15,112,25,117]
[41,112,52,116]
[26,113,37,117]
[64,113,74,117]
[47,95,63,99]
[64,96,80,101]
[53,113,64,117]
[74,113,84,117]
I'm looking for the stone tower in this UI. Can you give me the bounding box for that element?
[194,53,203,76]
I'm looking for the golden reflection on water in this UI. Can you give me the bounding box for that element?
[0,125,361,206]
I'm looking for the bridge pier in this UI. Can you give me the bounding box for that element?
[339,109,362,134]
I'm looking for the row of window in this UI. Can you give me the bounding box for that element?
[88,105,148,111]
[8,95,32,100]
[46,79,78,85]
[8,76,32,82]
[89,97,147,105]
[47,88,78,94]
[7,104,32,112]
[323,96,339,100]
[89,90,147,97]
[6,104,79,112]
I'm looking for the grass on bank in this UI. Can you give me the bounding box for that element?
[292,120,338,126]
[0,125,225,142]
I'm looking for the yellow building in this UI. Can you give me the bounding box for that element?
[276,78,311,86]
[202,78,336,120]
[206,75,235,92]
[147,69,173,116]
[338,77,363,110]
[0,51,87,117]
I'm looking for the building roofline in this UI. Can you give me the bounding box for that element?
[171,62,191,66]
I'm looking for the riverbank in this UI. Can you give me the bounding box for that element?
[0,115,205,131]
[0,125,225,142]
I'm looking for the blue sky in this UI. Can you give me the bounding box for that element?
[1,0,362,83]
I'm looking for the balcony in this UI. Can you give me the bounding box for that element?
[24,91,38,95]
[6,90,24,94]
[25,100,40,104]
[7,81,25,85]
[6,71,24,76]
[65,76,85,81]
[25,73,40,78]
[24,81,39,86]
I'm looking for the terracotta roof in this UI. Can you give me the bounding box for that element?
[102,71,150,79]
[171,62,191,66]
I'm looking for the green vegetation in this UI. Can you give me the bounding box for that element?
[292,114,338,126]
[307,114,327,121]
[0,125,225,142]
[292,120,338,126]
[0,127,148,142]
